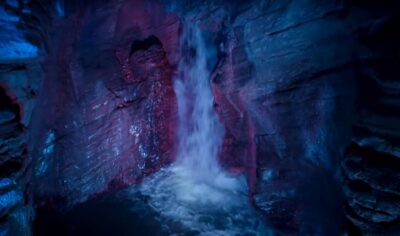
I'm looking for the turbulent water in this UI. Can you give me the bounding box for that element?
[138,23,270,235]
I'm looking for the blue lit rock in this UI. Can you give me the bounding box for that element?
[0,178,13,191]
[0,1,49,235]
[0,112,15,125]
[0,223,11,236]
[8,206,34,236]
[0,6,39,62]
[0,0,399,235]
[0,191,23,217]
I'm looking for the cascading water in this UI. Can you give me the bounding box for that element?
[168,23,246,205]
[137,22,270,235]
[174,23,224,177]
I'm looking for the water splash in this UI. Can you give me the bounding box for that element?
[170,23,247,204]
[174,24,223,174]
[139,23,270,235]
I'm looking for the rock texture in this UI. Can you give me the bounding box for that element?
[0,1,49,235]
[342,1,400,234]
[166,1,356,234]
[221,2,355,234]
[1,0,399,235]
[30,0,179,207]
[162,0,400,234]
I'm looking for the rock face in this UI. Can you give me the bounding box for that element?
[342,1,400,234]
[0,85,32,236]
[164,1,356,234]
[1,0,399,235]
[158,0,400,234]
[0,1,48,235]
[30,0,179,207]
[220,1,357,233]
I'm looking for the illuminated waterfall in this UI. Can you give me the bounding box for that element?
[174,24,224,183]
[138,23,269,235]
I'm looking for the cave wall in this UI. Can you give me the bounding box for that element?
[1,0,399,235]
[167,1,400,234]
[342,1,400,234]
[0,0,51,235]
[30,0,179,207]
[159,1,357,234]
[32,1,354,234]
[214,1,357,234]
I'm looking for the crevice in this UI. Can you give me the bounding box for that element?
[129,35,162,56]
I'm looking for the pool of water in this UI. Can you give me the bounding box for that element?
[34,168,270,236]
[34,189,193,236]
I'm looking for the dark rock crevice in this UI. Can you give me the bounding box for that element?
[0,87,32,235]
[341,1,400,234]
[129,35,163,56]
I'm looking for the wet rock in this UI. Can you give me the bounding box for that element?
[0,191,23,217]
[7,206,34,236]
[0,112,15,126]
[0,0,397,235]
[29,0,179,207]
[0,1,51,234]
[0,85,32,235]
[201,0,356,233]
[341,1,400,234]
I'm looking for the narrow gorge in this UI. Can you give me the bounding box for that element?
[0,0,399,235]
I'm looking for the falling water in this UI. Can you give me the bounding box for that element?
[174,23,224,176]
[170,23,248,204]
[138,23,270,235]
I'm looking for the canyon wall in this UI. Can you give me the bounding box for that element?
[0,0,399,235]
[163,1,356,233]
[0,0,50,234]
[342,1,400,234]
[30,0,179,207]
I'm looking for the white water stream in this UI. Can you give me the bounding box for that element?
[138,23,270,235]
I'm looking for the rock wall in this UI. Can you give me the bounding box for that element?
[342,1,400,234]
[162,0,356,234]
[163,0,400,234]
[0,1,50,235]
[1,0,399,235]
[217,1,357,234]
[30,0,179,207]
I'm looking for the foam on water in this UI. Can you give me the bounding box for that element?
[139,167,269,235]
[138,23,270,235]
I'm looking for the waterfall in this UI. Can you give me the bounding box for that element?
[168,24,246,205]
[174,25,225,182]
[138,22,269,235]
